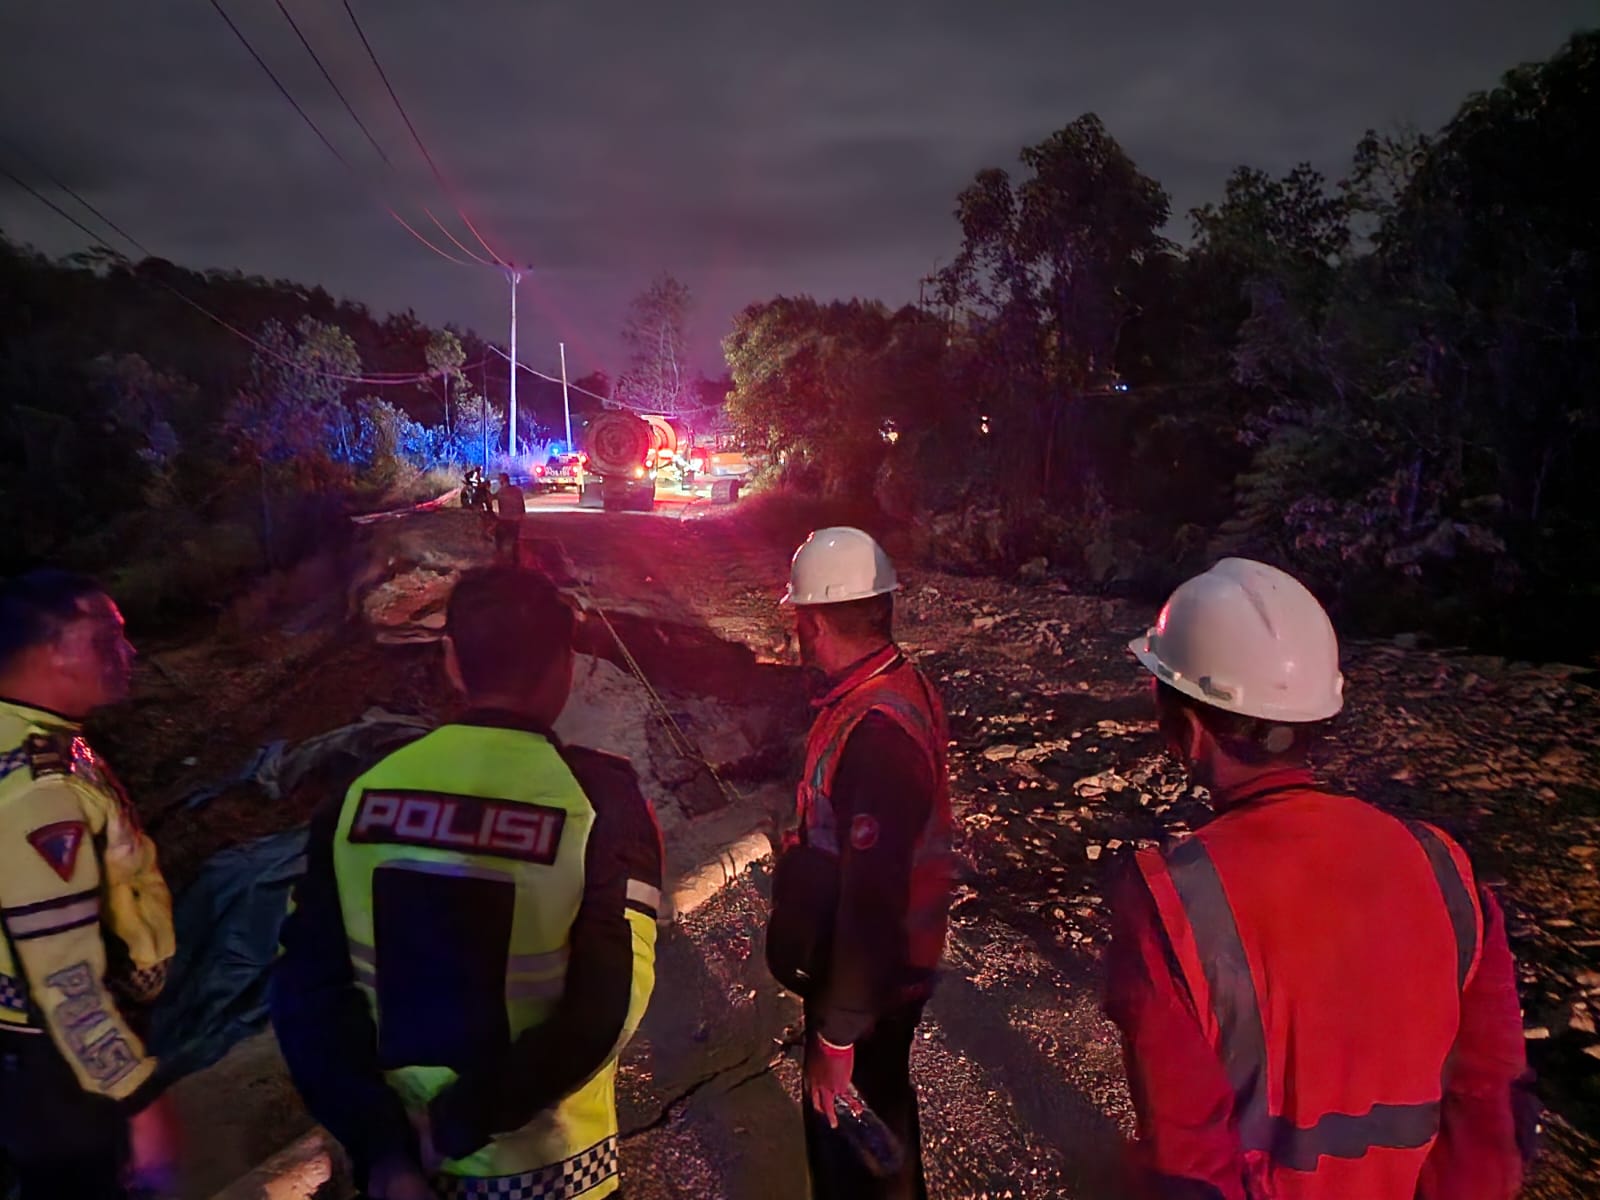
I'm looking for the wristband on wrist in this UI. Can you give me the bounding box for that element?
[818,1034,854,1054]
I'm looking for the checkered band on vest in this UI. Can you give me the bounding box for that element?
[0,972,26,1011]
[0,747,27,782]
[432,1136,619,1200]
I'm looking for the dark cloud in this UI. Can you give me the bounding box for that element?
[0,0,1589,372]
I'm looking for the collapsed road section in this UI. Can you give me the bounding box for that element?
[132,513,815,1199]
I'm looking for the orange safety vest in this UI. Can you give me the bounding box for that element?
[796,647,955,972]
[1134,779,1484,1199]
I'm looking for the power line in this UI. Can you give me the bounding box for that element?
[272,0,390,167]
[487,343,728,417]
[340,0,508,267]
[0,158,438,386]
[486,344,611,404]
[0,137,152,257]
[205,0,474,268]
[267,0,497,269]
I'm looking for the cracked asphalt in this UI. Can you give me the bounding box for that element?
[614,867,1134,1200]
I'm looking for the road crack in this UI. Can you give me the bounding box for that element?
[621,1027,803,1139]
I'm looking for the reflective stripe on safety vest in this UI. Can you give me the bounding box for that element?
[797,649,955,971]
[1134,797,1483,1181]
[332,724,616,1190]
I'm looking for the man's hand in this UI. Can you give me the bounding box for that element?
[409,1110,445,1174]
[127,1094,183,1196]
[366,1154,432,1200]
[805,1034,862,1129]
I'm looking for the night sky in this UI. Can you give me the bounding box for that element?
[0,1,1588,375]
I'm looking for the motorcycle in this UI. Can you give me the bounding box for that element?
[460,471,491,510]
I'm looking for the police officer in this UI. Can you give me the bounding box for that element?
[271,564,663,1200]
[1108,558,1535,1199]
[0,570,180,1199]
[765,528,955,1200]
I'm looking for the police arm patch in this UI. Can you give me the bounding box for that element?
[849,814,880,851]
[27,821,88,882]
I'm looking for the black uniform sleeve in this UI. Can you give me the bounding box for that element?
[269,796,417,1174]
[816,712,935,1047]
[429,748,664,1160]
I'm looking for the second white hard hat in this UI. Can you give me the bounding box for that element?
[781,527,899,606]
[1128,557,1344,722]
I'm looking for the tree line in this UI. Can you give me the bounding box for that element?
[724,30,1598,656]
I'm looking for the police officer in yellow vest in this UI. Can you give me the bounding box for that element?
[271,565,663,1200]
[0,570,180,1199]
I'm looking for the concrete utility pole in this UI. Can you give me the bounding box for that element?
[506,266,523,461]
[559,340,573,453]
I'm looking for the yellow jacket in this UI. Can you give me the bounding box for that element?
[0,697,175,1101]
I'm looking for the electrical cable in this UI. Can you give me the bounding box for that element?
[267,0,498,268]
[340,0,508,267]
[486,344,613,405]
[206,0,475,268]
[0,158,439,386]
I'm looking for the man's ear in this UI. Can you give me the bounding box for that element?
[442,635,466,695]
[1181,706,1209,764]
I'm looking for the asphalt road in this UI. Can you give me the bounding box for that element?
[615,865,1135,1200]
[523,486,717,518]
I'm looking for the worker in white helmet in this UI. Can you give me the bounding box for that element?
[764,528,955,1199]
[1107,558,1536,1199]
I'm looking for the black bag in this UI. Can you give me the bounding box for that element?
[764,843,839,996]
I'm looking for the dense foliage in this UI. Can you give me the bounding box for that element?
[724,31,1599,655]
[0,245,590,620]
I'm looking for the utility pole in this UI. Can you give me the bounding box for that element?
[559,340,573,453]
[506,266,522,462]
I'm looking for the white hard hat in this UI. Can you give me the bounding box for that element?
[781,527,899,606]
[1128,557,1344,722]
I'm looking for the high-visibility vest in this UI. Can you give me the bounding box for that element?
[0,698,173,1100]
[332,723,621,1196]
[1133,781,1483,1199]
[797,648,955,972]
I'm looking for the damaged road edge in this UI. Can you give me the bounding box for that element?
[206,814,779,1200]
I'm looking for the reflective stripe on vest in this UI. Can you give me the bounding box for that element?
[797,655,955,969]
[333,724,615,1187]
[1137,814,1481,1171]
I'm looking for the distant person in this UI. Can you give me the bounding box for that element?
[764,528,955,1200]
[0,570,180,1199]
[271,565,662,1200]
[1107,558,1536,1199]
[492,471,526,564]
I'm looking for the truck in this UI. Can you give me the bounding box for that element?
[577,410,677,512]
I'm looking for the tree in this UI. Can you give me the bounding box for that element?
[937,115,1172,498]
[232,316,363,466]
[425,329,466,436]
[615,274,696,414]
[724,297,952,498]
[85,353,193,507]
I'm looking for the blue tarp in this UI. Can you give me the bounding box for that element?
[147,826,308,1087]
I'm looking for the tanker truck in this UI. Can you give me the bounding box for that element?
[577,410,677,512]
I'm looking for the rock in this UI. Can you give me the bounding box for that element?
[982,744,1020,763]
[1085,844,1103,861]
[1017,557,1051,585]
[972,615,1000,632]
[1524,1026,1551,1040]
